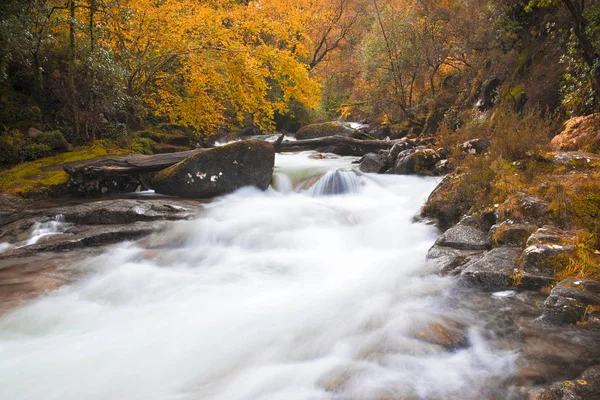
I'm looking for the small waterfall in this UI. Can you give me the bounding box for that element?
[270,172,293,193]
[24,214,65,246]
[309,169,361,196]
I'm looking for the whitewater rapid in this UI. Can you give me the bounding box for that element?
[0,152,514,400]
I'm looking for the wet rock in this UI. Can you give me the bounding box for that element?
[532,365,600,400]
[541,279,600,325]
[460,138,490,154]
[459,246,521,288]
[358,153,387,173]
[426,245,484,275]
[1,222,159,257]
[516,318,600,388]
[0,198,202,244]
[61,199,199,225]
[152,140,274,198]
[295,122,356,140]
[490,222,537,247]
[435,224,491,250]
[550,113,600,152]
[421,172,469,231]
[413,321,469,351]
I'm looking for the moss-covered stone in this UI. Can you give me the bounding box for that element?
[151,140,274,198]
[295,122,356,140]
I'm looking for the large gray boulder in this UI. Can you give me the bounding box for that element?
[435,224,491,250]
[459,246,521,288]
[541,279,600,325]
[358,153,388,173]
[151,140,275,198]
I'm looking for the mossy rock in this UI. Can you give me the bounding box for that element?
[151,140,274,198]
[295,122,356,140]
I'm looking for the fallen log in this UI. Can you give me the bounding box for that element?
[274,135,396,156]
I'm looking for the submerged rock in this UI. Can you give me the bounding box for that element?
[152,140,274,198]
[532,365,600,399]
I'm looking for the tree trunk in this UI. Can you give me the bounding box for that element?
[68,0,80,139]
[274,135,397,156]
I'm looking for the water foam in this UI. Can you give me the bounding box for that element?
[0,152,515,400]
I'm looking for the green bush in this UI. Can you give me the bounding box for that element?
[36,130,70,152]
[131,137,154,155]
[0,130,26,166]
[102,123,131,148]
[20,143,52,161]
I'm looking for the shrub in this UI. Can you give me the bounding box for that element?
[131,137,154,155]
[20,143,52,161]
[0,129,26,166]
[36,130,70,152]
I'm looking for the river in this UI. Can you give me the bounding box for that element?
[0,151,515,400]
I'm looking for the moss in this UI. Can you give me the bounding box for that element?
[0,141,131,197]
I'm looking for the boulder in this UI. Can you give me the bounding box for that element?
[490,222,537,247]
[426,245,484,275]
[550,113,600,152]
[152,140,274,198]
[552,151,600,171]
[295,122,356,140]
[476,77,502,111]
[459,246,521,288]
[511,226,576,290]
[541,279,600,325]
[27,127,42,138]
[521,243,576,275]
[421,173,466,231]
[358,152,388,173]
[460,138,490,154]
[435,223,491,250]
[392,148,441,175]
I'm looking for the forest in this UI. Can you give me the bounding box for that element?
[1,0,598,148]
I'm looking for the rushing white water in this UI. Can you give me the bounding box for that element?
[0,152,514,400]
[24,214,66,246]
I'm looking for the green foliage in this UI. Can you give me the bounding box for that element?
[101,123,130,147]
[20,143,53,161]
[131,137,154,155]
[36,131,70,152]
[560,35,597,116]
